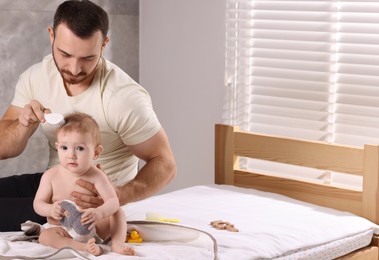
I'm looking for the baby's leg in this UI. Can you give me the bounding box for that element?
[107,209,135,255]
[86,238,103,256]
[39,227,103,256]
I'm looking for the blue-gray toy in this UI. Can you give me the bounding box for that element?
[60,200,94,238]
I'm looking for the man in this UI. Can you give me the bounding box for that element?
[0,0,176,231]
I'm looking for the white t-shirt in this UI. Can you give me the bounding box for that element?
[11,54,161,186]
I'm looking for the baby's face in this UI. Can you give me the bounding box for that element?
[55,131,96,175]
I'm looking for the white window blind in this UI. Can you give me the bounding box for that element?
[223,0,379,147]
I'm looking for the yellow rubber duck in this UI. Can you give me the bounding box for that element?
[127,230,143,243]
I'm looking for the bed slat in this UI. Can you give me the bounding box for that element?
[234,130,364,175]
[234,169,362,215]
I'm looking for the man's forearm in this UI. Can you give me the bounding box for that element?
[118,155,176,205]
[0,119,38,159]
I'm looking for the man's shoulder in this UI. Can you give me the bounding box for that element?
[101,57,141,92]
[21,54,57,78]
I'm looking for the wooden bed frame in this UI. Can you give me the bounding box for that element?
[215,124,379,259]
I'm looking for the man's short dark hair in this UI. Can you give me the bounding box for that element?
[53,0,109,41]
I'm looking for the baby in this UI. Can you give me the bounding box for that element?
[33,112,134,256]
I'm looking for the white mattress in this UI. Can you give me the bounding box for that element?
[0,184,378,259]
[125,185,379,259]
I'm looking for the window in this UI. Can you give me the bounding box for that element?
[223,0,379,147]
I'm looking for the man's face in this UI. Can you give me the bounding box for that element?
[49,23,108,85]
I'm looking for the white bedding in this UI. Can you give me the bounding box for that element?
[125,185,379,259]
[1,184,378,259]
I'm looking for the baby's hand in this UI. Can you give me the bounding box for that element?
[81,208,100,230]
[51,201,64,220]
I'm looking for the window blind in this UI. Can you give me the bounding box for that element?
[224,0,379,147]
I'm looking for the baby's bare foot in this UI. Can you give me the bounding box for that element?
[86,238,103,256]
[112,243,135,256]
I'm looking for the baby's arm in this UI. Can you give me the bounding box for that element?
[33,169,64,220]
[80,167,120,227]
[81,197,119,229]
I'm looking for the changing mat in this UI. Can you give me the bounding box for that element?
[0,221,217,260]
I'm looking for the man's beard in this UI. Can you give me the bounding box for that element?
[52,51,89,85]
[61,69,87,85]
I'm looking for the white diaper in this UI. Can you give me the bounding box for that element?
[43,222,96,243]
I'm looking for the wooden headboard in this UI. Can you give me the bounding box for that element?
[215,124,379,224]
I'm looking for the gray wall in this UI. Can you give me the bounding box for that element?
[0,0,139,176]
[140,0,226,193]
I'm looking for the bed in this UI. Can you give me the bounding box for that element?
[214,124,379,259]
[0,123,379,259]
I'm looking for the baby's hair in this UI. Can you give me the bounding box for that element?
[57,112,101,146]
